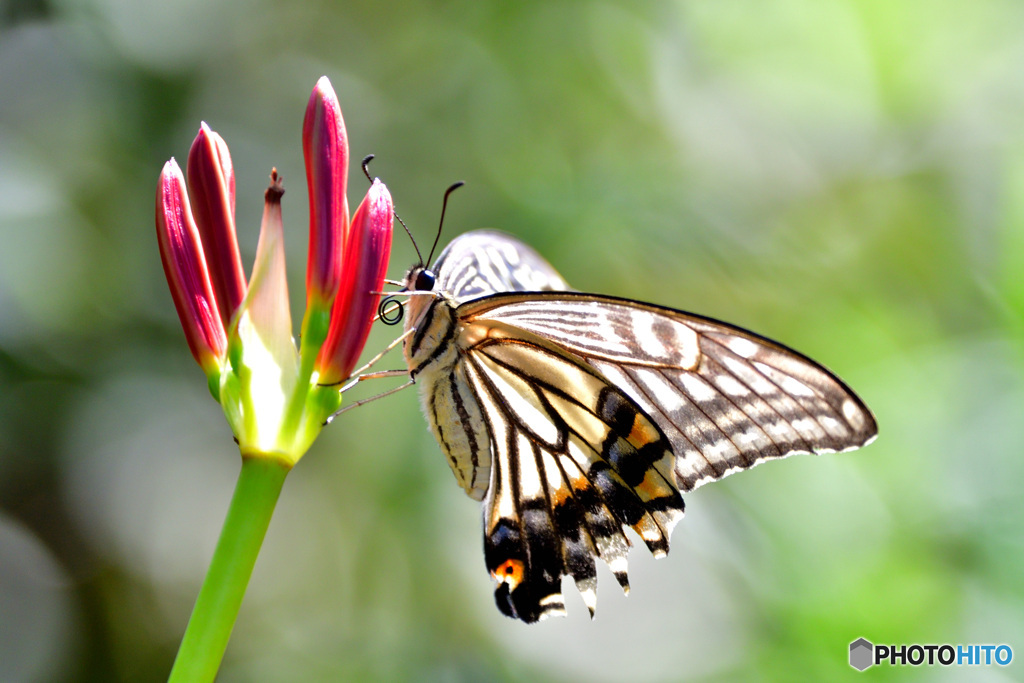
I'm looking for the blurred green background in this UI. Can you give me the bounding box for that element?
[3,0,1023,681]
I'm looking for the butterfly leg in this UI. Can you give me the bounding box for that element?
[340,327,416,382]
[325,374,415,423]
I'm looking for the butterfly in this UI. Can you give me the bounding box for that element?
[396,229,877,623]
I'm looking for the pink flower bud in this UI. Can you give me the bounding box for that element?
[187,123,247,325]
[316,180,393,385]
[303,76,349,306]
[156,158,227,374]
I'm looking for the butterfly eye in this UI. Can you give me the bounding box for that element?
[414,269,437,291]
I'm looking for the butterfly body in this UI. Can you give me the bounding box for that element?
[403,293,492,500]
[399,230,876,623]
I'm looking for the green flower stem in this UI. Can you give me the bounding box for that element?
[168,455,291,683]
[280,307,329,453]
[280,348,317,452]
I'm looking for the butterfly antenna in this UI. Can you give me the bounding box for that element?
[395,213,421,266]
[426,181,465,266]
[361,154,375,182]
[362,154,423,266]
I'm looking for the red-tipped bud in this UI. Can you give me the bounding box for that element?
[303,76,349,305]
[156,158,227,375]
[187,122,247,325]
[316,180,393,385]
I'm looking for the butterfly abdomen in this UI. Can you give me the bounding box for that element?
[425,362,492,500]
[405,296,493,500]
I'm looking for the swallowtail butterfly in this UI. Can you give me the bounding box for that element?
[399,229,876,622]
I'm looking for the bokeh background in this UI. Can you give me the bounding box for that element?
[3,0,1024,681]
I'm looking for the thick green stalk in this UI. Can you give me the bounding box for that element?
[279,307,329,452]
[168,456,290,683]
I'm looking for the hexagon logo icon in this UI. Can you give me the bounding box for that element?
[849,638,874,671]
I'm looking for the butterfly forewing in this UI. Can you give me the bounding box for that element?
[461,293,878,492]
[401,229,877,622]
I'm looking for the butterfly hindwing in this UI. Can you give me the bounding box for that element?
[432,229,570,302]
[462,325,684,621]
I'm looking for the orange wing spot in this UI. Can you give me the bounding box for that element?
[635,467,672,502]
[492,559,525,589]
[628,414,660,448]
[568,471,589,492]
[549,482,571,507]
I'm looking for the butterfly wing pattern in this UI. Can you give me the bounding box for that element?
[401,230,877,623]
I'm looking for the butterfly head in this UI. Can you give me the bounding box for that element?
[400,264,439,294]
[397,264,448,337]
[410,266,436,292]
